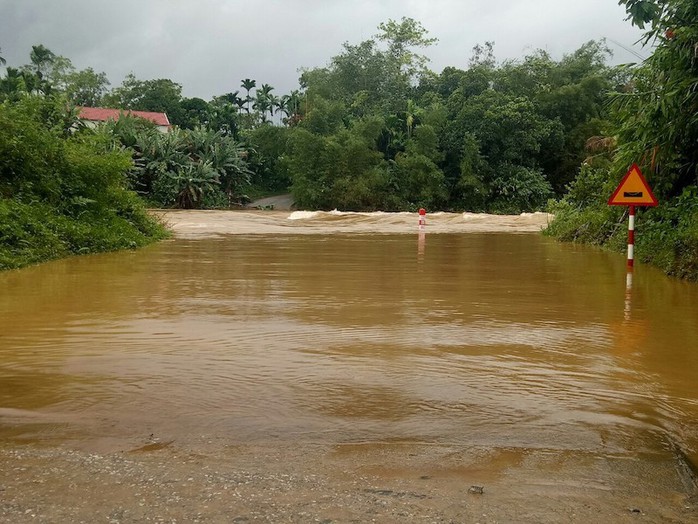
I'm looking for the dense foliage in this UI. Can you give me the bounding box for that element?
[546,0,698,280]
[281,21,615,212]
[106,117,253,208]
[2,7,697,278]
[2,21,617,213]
[0,97,168,270]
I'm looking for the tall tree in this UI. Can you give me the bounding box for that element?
[268,94,281,123]
[104,74,185,125]
[253,90,271,122]
[0,67,27,101]
[21,44,58,94]
[241,78,256,113]
[376,17,437,83]
[613,0,698,197]
[63,67,110,106]
[277,95,290,121]
[28,44,56,77]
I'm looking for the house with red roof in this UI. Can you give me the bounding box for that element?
[78,107,171,133]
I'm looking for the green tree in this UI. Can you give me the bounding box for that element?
[180,97,211,129]
[276,95,290,121]
[394,151,447,209]
[493,41,613,194]
[186,127,252,203]
[28,44,56,77]
[0,67,28,101]
[208,96,241,137]
[246,125,291,191]
[241,78,256,113]
[455,133,489,210]
[253,90,271,122]
[405,98,423,138]
[104,74,185,125]
[284,124,395,210]
[444,90,559,210]
[299,96,347,136]
[376,17,438,83]
[469,41,497,68]
[213,91,244,114]
[155,161,220,209]
[323,40,387,110]
[613,0,698,198]
[301,17,437,118]
[63,67,110,106]
[254,83,275,122]
[19,44,58,94]
[268,93,280,122]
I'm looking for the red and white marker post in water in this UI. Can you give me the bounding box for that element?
[417,208,426,261]
[418,208,426,229]
[608,164,658,268]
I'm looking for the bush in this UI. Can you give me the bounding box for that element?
[545,199,624,245]
[0,96,168,271]
[635,187,698,279]
[488,163,553,213]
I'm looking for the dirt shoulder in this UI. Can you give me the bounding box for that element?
[2,440,696,523]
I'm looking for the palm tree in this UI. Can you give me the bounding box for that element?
[405,99,423,138]
[284,90,304,126]
[252,91,271,122]
[0,67,26,100]
[234,98,246,114]
[217,90,240,106]
[29,44,56,77]
[257,84,275,122]
[226,91,243,113]
[267,93,280,123]
[214,91,244,116]
[290,90,303,112]
[0,47,6,66]
[277,95,290,122]
[22,44,57,95]
[240,78,256,113]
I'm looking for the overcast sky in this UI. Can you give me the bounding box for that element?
[0,0,646,100]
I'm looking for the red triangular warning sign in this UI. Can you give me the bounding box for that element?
[608,164,658,206]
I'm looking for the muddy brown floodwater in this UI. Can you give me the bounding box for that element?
[1,210,698,523]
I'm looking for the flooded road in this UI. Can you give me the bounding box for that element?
[1,210,698,521]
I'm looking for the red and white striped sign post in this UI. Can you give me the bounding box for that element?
[608,164,658,268]
[627,205,636,267]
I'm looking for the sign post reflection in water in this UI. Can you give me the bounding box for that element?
[417,208,426,261]
[625,270,633,321]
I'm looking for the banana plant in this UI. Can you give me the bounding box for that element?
[167,161,220,209]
